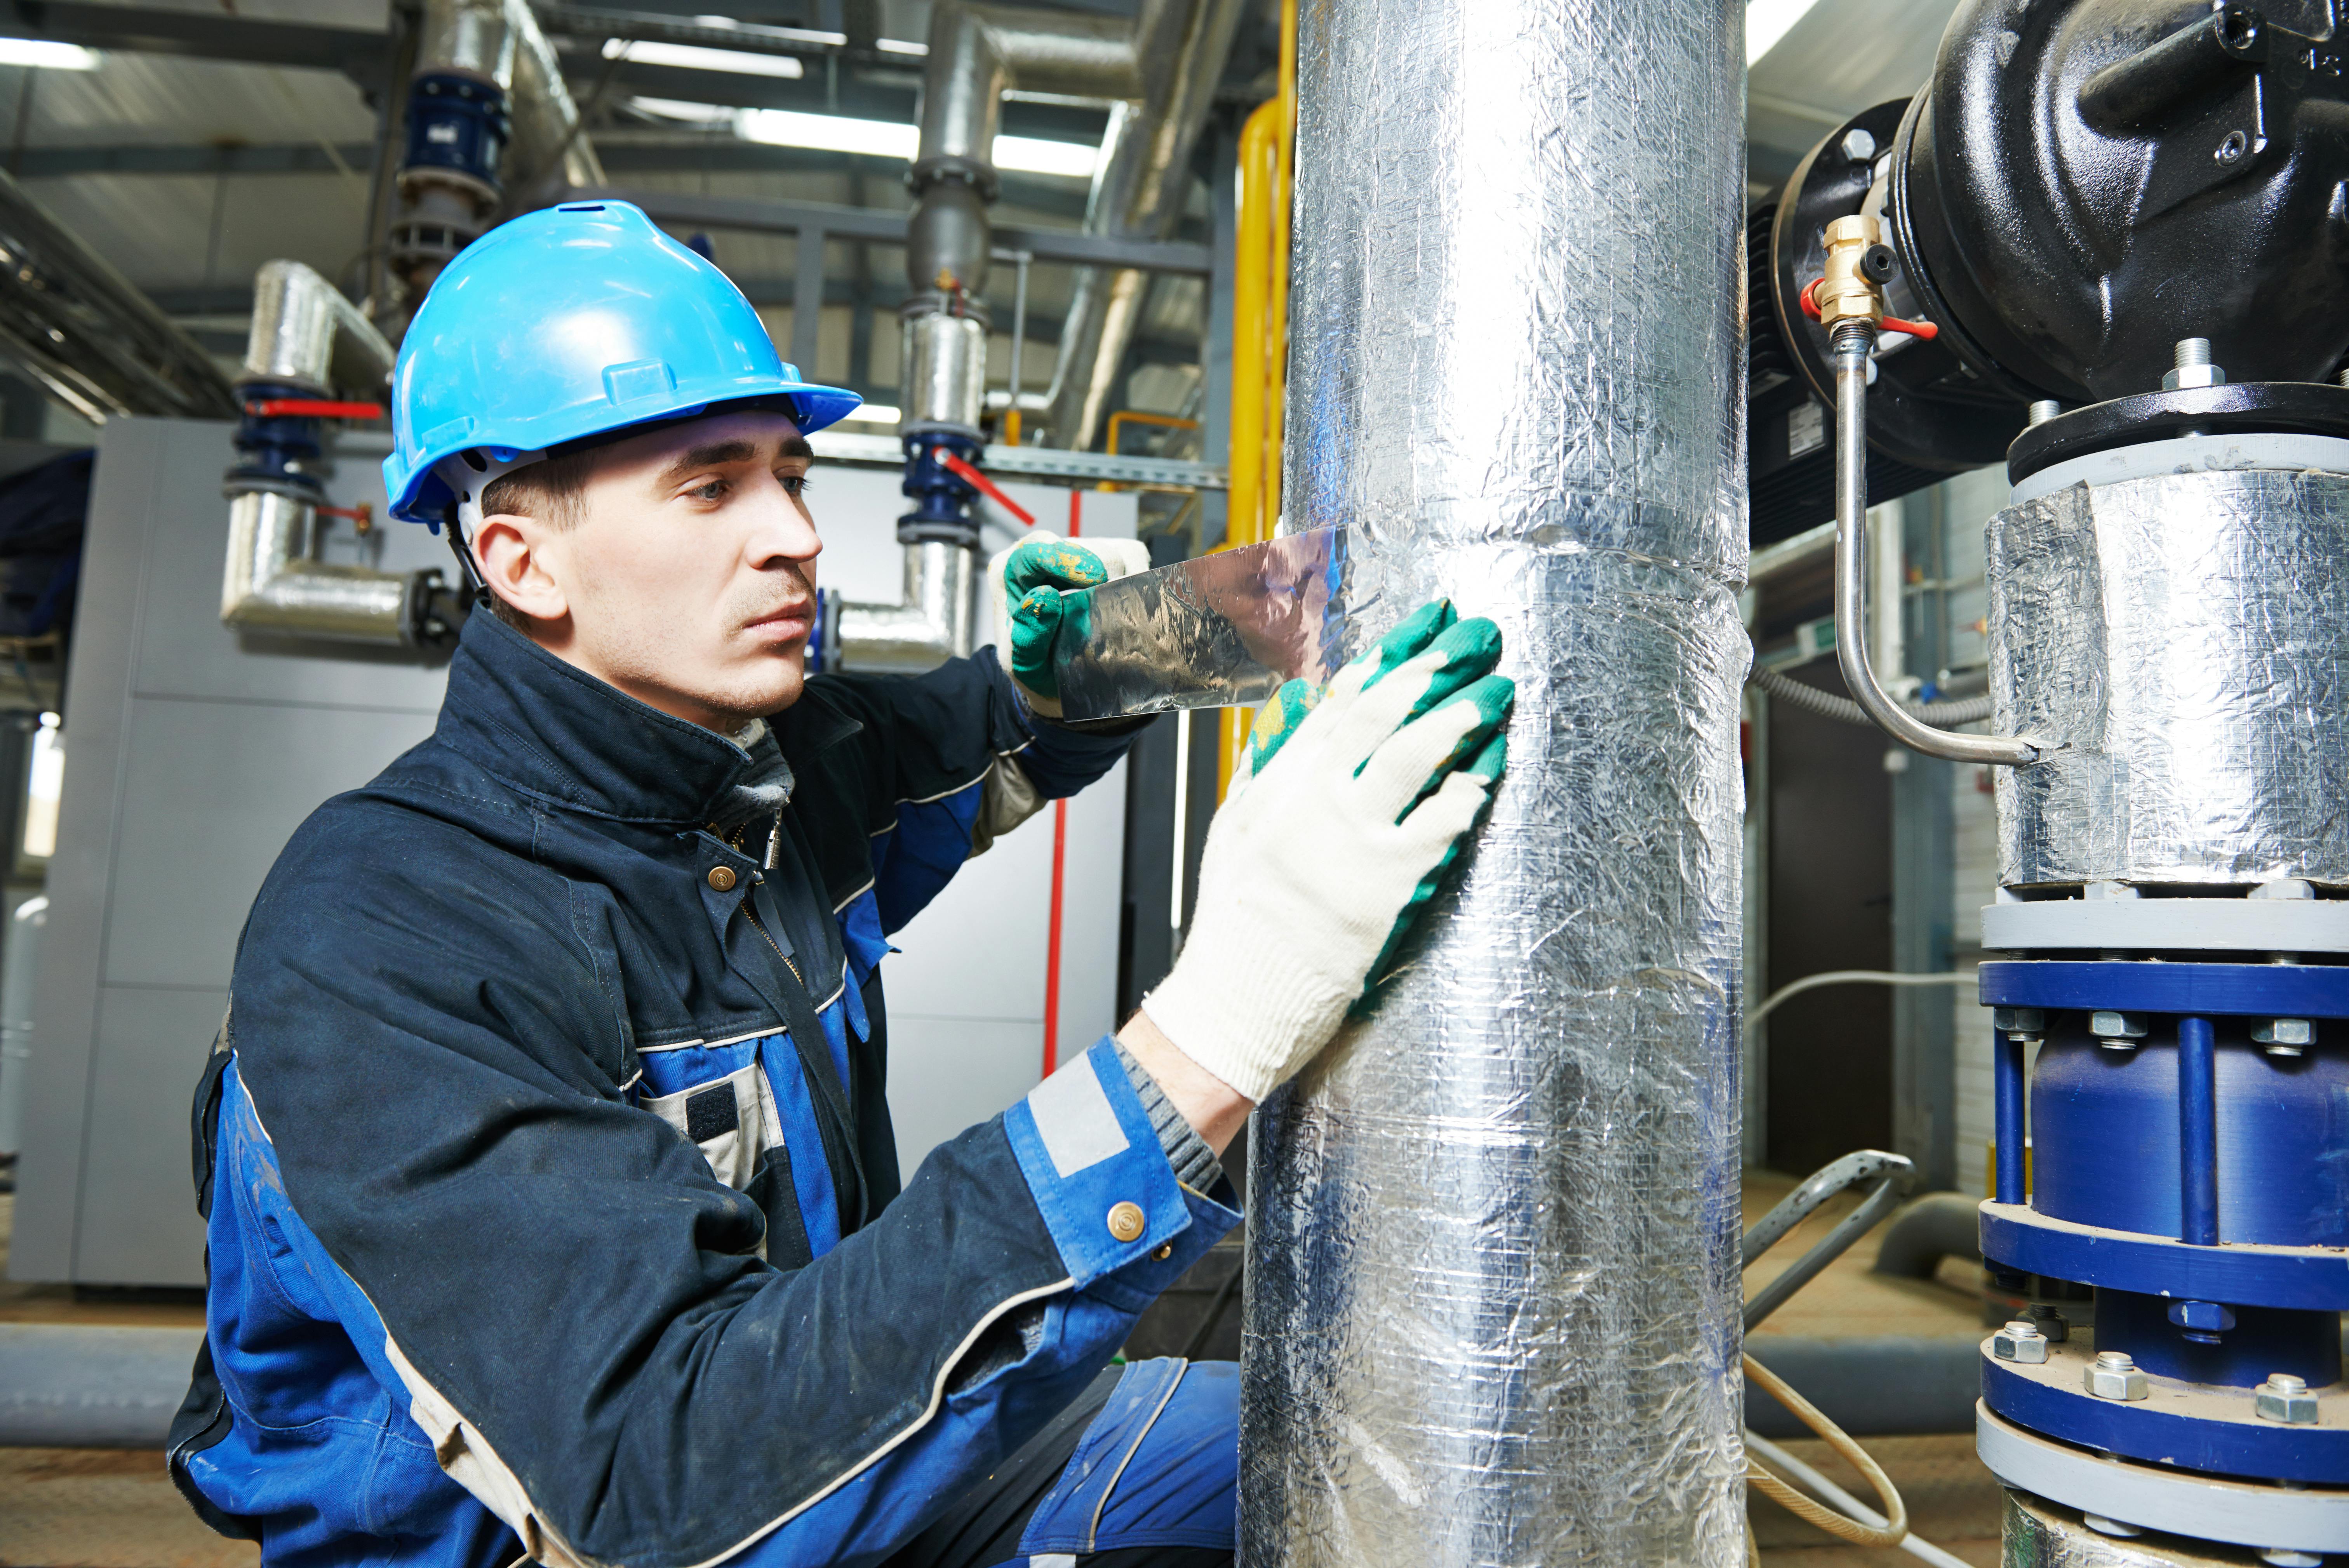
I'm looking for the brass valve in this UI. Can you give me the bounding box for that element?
[1815,214,1888,333]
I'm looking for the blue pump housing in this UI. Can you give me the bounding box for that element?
[403,73,508,194]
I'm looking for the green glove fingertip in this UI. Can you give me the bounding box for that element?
[1004,535,1110,596]
[1244,677,1321,778]
[1008,583,1067,698]
[1462,730,1509,786]
[1352,598,1457,690]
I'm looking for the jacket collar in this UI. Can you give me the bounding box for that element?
[435,611,853,825]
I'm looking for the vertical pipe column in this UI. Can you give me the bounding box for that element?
[1238,0,1747,1561]
[2178,1015,2218,1245]
[1996,1032,2029,1205]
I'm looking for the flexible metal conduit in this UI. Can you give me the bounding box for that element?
[1238,0,1749,1559]
[221,262,433,645]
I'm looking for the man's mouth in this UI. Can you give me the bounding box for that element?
[744,601,813,644]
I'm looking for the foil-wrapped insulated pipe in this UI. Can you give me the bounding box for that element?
[1239,0,1749,1564]
[1989,466,2349,888]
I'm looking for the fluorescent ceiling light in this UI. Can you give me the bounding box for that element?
[841,404,900,424]
[604,38,805,78]
[0,38,97,70]
[1746,0,1824,63]
[626,95,740,125]
[739,108,915,159]
[736,109,1098,177]
[876,38,928,56]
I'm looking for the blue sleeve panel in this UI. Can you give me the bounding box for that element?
[187,1042,1237,1568]
[868,778,985,937]
[1017,1357,1239,1559]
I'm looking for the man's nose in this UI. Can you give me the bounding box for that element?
[745,477,822,565]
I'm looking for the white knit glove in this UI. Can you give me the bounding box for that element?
[1140,600,1512,1101]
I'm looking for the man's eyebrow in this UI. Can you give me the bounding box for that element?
[658,439,757,487]
[780,435,814,461]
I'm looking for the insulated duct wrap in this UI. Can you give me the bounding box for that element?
[1238,0,1749,1563]
[1989,468,2349,888]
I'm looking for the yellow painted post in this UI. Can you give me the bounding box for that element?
[1218,98,1284,801]
[1264,0,1296,537]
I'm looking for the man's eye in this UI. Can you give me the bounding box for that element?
[781,474,811,499]
[689,479,728,502]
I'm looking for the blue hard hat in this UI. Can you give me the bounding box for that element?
[382,200,861,525]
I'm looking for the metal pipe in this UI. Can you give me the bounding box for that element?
[0,167,235,423]
[1238,0,1749,1558]
[2178,1015,2218,1245]
[222,261,432,646]
[829,543,976,673]
[1024,0,1246,451]
[1833,327,2040,765]
[390,0,605,321]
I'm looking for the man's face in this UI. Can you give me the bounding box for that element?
[507,410,823,732]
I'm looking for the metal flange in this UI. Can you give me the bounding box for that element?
[1984,895,2349,957]
[1981,1202,2349,1311]
[1979,960,2349,1019]
[1983,1338,2349,1484]
[1979,1402,2349,1550]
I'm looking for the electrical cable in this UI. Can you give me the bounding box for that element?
[1742,1353,1909,1548]
[1748,663,1995,728]
[1745,968,1978,1038]
[1745,1430,1974,1568]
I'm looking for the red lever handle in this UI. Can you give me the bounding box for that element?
[245,398,386,420]
[940,450,1036,528]
[1797,278,1940,340]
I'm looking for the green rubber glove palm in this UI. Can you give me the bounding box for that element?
[992,531,1151,715]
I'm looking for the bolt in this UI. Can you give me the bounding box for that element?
[2168,1299,2236,1342]
[2338,367,2349,388]
[2027,398,2062,426]
[2025,1304,2070,1342]
[1841,127,1877,163]
[2085,1349,2150,1400]
[2165,338,2228,391]
[2092,1010,2149,1045]
[2216,129,2251,163]
[1993,1319,2049,1363]
[2261,1553,2322,1567]
[2257,1373,2321,1424]
[1992,1006,2045,1037]
[2250,878,2317,901]
[2254,1019,2314,1052]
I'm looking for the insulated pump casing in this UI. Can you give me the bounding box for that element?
[1988,469,2349,888]
[1239,0,1748,1562]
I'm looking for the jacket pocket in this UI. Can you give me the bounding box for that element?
[639,1062,777,1193]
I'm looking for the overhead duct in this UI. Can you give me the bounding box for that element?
[841,0,1237,674]
[0,167,236,424]
[220,261,445,645]
[1239,0,1749,1563]
[387,0,606,321]
[1033,1,1241,452]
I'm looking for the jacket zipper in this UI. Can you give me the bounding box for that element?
[720,820,805,989]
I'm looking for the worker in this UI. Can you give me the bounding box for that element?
[164,202,1512,1568]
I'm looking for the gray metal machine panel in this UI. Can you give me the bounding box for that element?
[12,417,445,1285]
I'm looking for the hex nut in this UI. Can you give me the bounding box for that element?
[2025,1305,2070,1342]
[2257,1373,2319,1424]
[1992,1006,2045,1035]
[2253,1019,2314,1046]
[1992,1321,2049,1364]
[2085,1351,2149,1401]
[2167,1299,2236,1335]
[2091,1010,2149,1040]
[1840,127,1877,163]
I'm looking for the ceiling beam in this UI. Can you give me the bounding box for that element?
[0,2,388,86]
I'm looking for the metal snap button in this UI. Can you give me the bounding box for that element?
[707,866,738,892]
[1107,1201,1145,1242]
[1152,1243,1173,1262]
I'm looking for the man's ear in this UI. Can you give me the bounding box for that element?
[472,513,570,626]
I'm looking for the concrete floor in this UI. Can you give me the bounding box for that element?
[0,1179,2006,1565]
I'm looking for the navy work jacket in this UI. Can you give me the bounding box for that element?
[167,610,1239,1568]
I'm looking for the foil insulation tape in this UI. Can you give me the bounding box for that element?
[1990,467,2349,889]
[1240,0,1749,1563]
